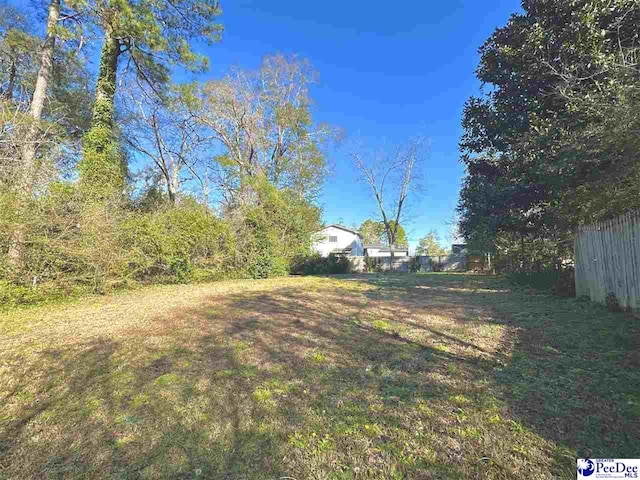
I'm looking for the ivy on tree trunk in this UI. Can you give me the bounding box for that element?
[78,28,126,199]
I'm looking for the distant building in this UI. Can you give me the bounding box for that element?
[364,244,409,257]
[312,225,364,257]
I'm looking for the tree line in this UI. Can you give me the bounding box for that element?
[0,0,436,305]
[0,0,339,304]
[458,0,640,271]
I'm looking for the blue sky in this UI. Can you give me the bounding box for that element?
[196,0,521,248]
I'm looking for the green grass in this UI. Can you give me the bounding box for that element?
[0,274,638,479]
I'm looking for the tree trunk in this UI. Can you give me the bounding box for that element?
[202,173,209,205]
[385,225,395,270]
[7,0,60,270]
[79,28,124,197]
[3,58,17,100]
[167,179,176,204]
[168,161,179,204]
[92,30,119,130]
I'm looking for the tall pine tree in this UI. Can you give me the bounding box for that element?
[79,0,223,198]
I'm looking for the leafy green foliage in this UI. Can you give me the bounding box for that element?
[458,1,640,268]
[0,183,234,295]
[79,122,127,199]
[291,254,350,275]
[359,219,385,244]
[79,34,125,198]
[120,199,234,283]
[233,177,321,279]
[416,230,447,256]
[359,219,407,247]
[241,207,290,279]
[0,182,77,283]
[364,255,383,273]
[191,55,335,205]
[408,256,421,273]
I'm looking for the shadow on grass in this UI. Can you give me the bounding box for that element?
[1,336,285,479]
[1,273,638,479]
[351,274,640,456]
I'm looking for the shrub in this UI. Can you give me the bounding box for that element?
[1,185,235,295]
[365,256,383,273]
[231,179,321,279]
[551,268,576,297]
[120,200,233,283]
[409,256,421,273]
[0,183,80,285]
[0,280,44,307]
[507,268,576,297]
[237,206,290,279]
[431,258,444,272]
[0,279,85,309]
[606,292,622,312]
[291,254,351,275]
[0,175,322,303]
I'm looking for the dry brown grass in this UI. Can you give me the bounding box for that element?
[1,274,638,479]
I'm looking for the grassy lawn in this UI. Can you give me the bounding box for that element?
[1,274,638,479]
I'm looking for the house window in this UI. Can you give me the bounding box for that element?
[328,236,338,243]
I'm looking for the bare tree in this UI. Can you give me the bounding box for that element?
[352,137,426,258]
[123,89,208,204]
[191,54,338,207]
[7,0,61,268]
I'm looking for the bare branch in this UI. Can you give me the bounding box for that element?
[351,136,427,255]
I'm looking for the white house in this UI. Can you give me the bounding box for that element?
[364,244,409,257]
[312,225,364,257]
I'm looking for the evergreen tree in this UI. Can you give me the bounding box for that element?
[458,0,640,266]
[79,0,223,198]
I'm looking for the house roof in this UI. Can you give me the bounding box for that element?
[316,224,363,237]
[365,244,409,252]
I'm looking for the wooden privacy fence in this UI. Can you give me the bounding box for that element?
[416,254,467,272]
[574,211,640,310]
[348,254,468,273]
